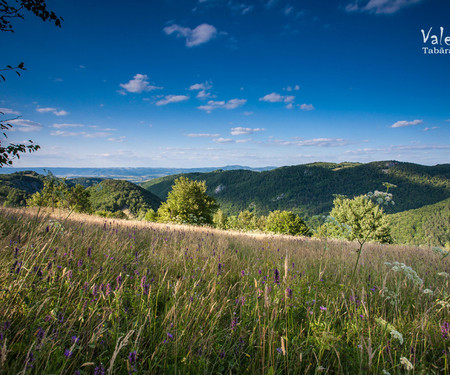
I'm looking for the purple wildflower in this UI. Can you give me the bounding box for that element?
[217,263,222,275]
[285,288,293,298]
[320,306,327,311]
[64,349,73,358]
[274,268,280,284]
[87,247,92,257]
[94,366,106,375]
[128,351,137,364]
[72,335,79,343]
[231,317,238,331]
[241,270,245,276]
[167,332,174,339]
[77,259,83,267]
[140,276,146,289]
[105,283,112,296]
[116,275,122,290]
[441,322,449,339]
[36,327,45,342]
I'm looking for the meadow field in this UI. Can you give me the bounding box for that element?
[0,207,448,374]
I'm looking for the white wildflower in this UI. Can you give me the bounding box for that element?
[390,330,403,345]
[400,357,414,371]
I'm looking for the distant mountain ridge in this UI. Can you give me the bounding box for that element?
[0,166,275,183]
[142,161,450,218]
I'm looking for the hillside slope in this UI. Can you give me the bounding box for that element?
[388,197,450,247]
[87,179,161,216]
[0,171,44,206]
[142,161,450,217]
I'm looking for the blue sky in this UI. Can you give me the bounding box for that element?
[1,0,449,168]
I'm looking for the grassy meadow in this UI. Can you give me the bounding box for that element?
[0,207,449,374]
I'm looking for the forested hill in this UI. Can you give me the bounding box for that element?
[142,161,450,217]
[388,198,450,247]
[87,179,161,216]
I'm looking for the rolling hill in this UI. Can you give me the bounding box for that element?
[87,179,162,216]
[388,197,450,247]
[142,161,450,218]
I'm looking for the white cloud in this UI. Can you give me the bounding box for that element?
[164,23,218,47]
[156,95,190,106]
[54,110,68,116]
[231,127,265,135]
[243,111,254,116]
[36,107,68,116]
[50,130,112,138]
[189,81,214,99]
[119,74,162,94]
[228,2,255,15]
[8,119,43,132]
[189,82,212,91]
[298,103,315,111]
[345,0,422,14]
[259,92,295,103]
[0,107,20,115]
[391,119,422,128]
[213,137,235,144]
[423,127,439,132]
[198,98,246,113]
[107,136,126,143]
[274,137,351,147]
[185,133,221,137]
[285,85,300,91]
[51,123,85,129]
[285,103,294,109]
[50,130,86,137]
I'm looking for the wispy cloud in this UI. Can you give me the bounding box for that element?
[0,107,21,115]
[298,103,314,111]
[8,119,43,132]
[274,137,352,147]
[164,23,218,47]
[50,130,112,138]
[156,95,190,106]
[185,133,221,137]
[259,92,295,103]
[198,98,246,113]
[230,127,265,135]
[228,2,254,15]
[36,107,68,116]
[119,74,162,94]
[107,136,126,143]
[345,0,422,14]
[213,137,235,144]
[285,85,300,91]
[51,123,85,129]
[423,127,439,132]
[391,119,422,128]
[189,81,215,99]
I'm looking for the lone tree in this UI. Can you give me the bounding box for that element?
[265,210,310,236]
[157,177,218,225]
[1,0,62,166]
[327,194,391,280]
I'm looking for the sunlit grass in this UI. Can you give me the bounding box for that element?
[0,207,448,374]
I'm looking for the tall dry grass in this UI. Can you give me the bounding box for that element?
[0,207,448,374]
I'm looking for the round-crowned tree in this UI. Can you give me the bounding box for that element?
[157,177,218,225]
[265,210,310,236]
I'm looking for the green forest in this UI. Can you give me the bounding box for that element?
[1,160,449,248]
